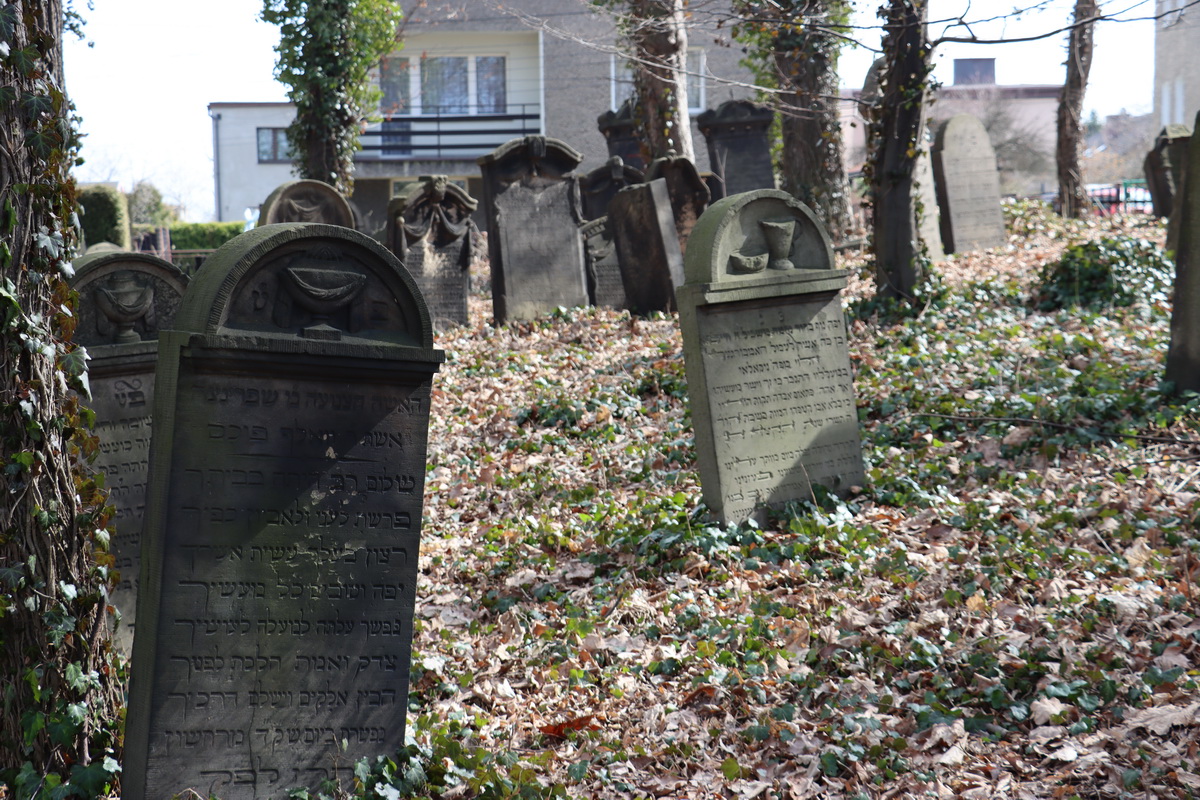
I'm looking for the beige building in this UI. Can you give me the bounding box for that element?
[210,1,755,229]
[1154,0,1200,129]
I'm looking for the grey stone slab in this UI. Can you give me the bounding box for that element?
[931,114,1006,253]
[579,156,645,221]
[1167,112,1200,393]
[258,180,356,228]
[69,251,189,656]
[596,99,645,170]
[697,100,776,198]
[645,152,710,258]
[609,178,683,315]
[1157,126,1192,254]
[387,175,478,331]
[915,150,945,261]
[581,216,625,309]
[123,224,443,800]
[1145,148,1171,218]
[677,190,864,527]
[477,136,589,322]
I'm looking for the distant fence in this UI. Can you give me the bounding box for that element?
[1087,180,1153,216]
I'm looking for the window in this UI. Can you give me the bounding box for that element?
[256,128,290,163]
[381,55,508,116]
[611,48,706,113]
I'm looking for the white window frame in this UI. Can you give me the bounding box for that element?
[610,48,706,114]
[403,54,509,117]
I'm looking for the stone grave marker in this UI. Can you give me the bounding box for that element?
[580,216,626,309]
[123,224,443,800]
[1158,125,1193,253]
[258,179,356,228]
[70,250,189,655]
[609,178,684,315]
[579,155,645,221]
[676,189,865,527]
[596,99,644,170]
[1167,112,1200,394]
[915,150,945,261]
[477,136,589,322]
[697,99,776,198]
[645,150,710,258]
[931,114,1006,253]
[387,175,477,330]
[1145,149,1172,218]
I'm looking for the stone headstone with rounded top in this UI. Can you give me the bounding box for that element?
[579,155,645,221]
[645,151,710,257]
[676,190,865,526]
[123,224,443,800]
[931,114,1006,253]
[257,179,356,229]
[70,251,189,655]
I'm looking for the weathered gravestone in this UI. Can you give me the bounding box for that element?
[931,114,1006,253]
[1166,112,1200,394]
[1145,148,1172,218]
[477,136,588,322]
[915,149,945,261]
[258,179,356,228]
[580,216,626,309]
[70,251,189,655]
[1157,125,1193,254]
[609,178,684,315]
[124,224,443,800]
[386,175,477,330]
[579,155,645,221]
[596,99,645,170]
[645,150,711,258]
[676,190,865,527]
[697,100,776,198]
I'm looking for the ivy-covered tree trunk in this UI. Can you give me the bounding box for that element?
[623,0,696,163]
[1056,0,1097,219]
[262,0,402,195]
[772,1,852,240]
[868,0,932,301]
[0,1,124,792]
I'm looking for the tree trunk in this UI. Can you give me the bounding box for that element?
[0,0,123,784]
[1056,0,1098,218]
[774,9,852,241]
[626,0,696,163]
[869,0,932,300]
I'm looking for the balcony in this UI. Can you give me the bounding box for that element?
[357,104,541,161]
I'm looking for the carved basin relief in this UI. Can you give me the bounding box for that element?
[727,218,798,275]
[95,271,156,343]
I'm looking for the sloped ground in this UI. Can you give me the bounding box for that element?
[391,208,1199,799]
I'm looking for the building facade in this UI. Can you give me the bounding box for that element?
[1154,0,1200,129]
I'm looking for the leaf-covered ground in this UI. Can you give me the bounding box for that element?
[387,207,1200,800]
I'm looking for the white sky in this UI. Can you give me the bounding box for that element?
[62,0,1156,222]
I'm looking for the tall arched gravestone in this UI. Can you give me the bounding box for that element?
[676,190,865,527]
[931,114,1005,253]
[387,175,478,331]
[477,136,588,322]
[70,251,189,656]
[697,100,776,198]
[580,155,645,221]
[124,224,443,800]
[258,179,356,228]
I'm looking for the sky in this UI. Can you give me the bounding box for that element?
[62,0,1156,223]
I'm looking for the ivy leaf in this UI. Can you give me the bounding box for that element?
[21,92,53,119]
[62,345,90,398]
[10,45,39,77]
[0,4,16,44]
[24,127,59,160]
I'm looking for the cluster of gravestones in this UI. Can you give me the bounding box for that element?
[71,105,1015,797]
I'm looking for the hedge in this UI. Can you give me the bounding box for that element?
[79,184,131,249]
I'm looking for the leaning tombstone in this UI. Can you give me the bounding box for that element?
[697,99,776,198]
[257,179,356,228]
[387,175,477,330]
[123,224,443,800]
[931,114,1006,253]
[596,99,645,170]
[579,155,645,221]
[676,189,865,527]
[477,136,589,323]
[915,150,945,261]
[1158,125,1193,253]
[580,216,626,309]
[609,178,684,315]
[645,150,711,257]
[69,251,189,656]
[1167,112,1200,394]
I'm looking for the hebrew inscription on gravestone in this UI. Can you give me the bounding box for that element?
[387,175,477,330]
[677,190,865,526]
[123,224,443,800]
[70,251,189,655]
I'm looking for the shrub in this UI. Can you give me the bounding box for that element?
[78,183,130,249]
[169,221,246,250]
[1034,237,1174,311]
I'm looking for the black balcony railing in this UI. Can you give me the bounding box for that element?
[358,104,541,160]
